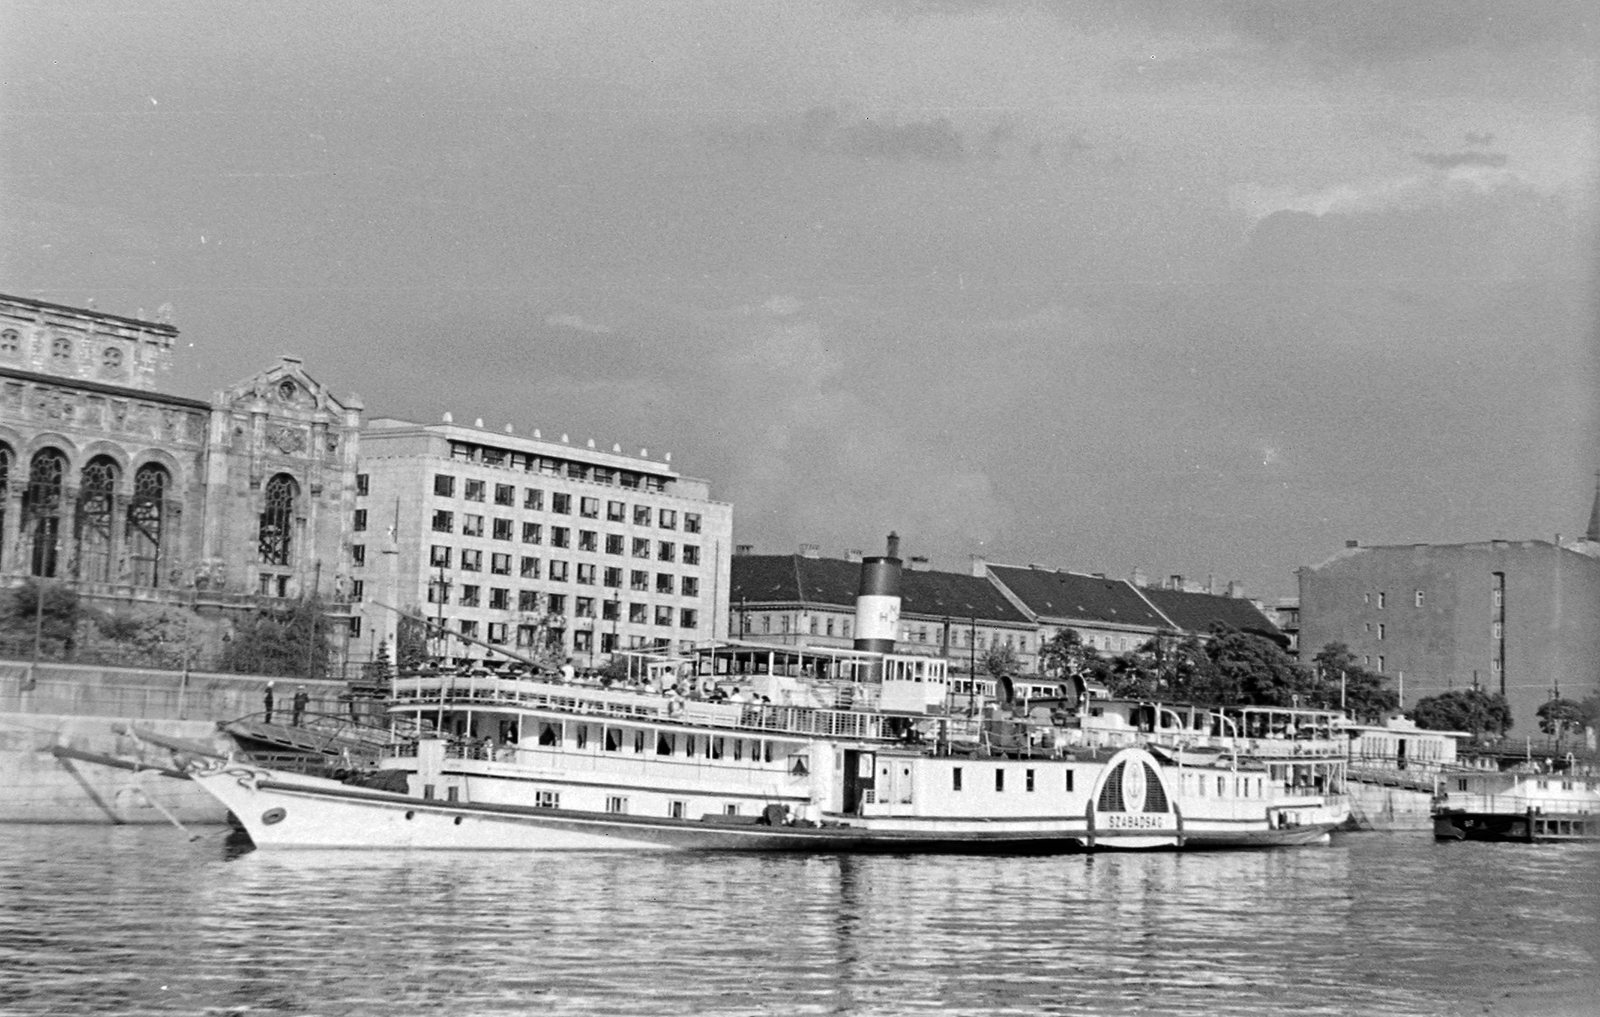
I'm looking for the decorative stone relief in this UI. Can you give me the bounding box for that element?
[268,425,306,455]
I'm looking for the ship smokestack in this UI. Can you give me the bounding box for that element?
[853,532,903,654]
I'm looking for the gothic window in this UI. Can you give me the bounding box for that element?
[24,448,67,577]
[101,346,124,375]
[0,329,19,356]
[128,464,169,588]
[0,443,10,570]
[259,473,297,566]
[50,336,73,364]
[75,456,119,583]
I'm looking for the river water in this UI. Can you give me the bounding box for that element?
[0,827,1594,1017]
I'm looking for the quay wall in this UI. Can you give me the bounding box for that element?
[1346,781,1434,832]
[0,660,347,824]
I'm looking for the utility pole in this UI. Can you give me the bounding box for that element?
[968,614,977,717]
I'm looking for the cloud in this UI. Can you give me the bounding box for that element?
[1414,151,1508,170]
[543,313,613,335]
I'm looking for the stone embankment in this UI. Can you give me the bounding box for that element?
[0,660,346,825]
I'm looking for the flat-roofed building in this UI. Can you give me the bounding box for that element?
[354,417,731,667]
[1298,533,1600,737]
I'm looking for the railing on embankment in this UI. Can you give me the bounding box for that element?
[0,659,348,724]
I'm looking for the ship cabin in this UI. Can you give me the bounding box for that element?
[1435,769,1600,841]
[1344,715,1467,777]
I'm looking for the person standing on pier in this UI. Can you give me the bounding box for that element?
[263,682,275,724]
[291,686,309,726]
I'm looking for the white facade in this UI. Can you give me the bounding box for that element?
[352,418,732,667]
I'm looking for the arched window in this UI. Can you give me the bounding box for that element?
[24,448,67,577]
[0,442,11,570]
[127,464,169,588]
[259,473,297,566]
[76,455,119,582]
[101,346,124,374]
[50,336,73,364]
[0,329,19,356]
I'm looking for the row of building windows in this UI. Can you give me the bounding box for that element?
[1363,590,1431,609]
[434,587,698,627]
[0,329,129,374]
[740,611,1028,652]
[422,471,692,526]
[0,443,171,584]
[419,546,699,595]
[443,440,670,493]
[418,511,701,563]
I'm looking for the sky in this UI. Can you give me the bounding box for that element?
[2,1,1595,600]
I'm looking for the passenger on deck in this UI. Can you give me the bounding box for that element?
[560,659,576,684]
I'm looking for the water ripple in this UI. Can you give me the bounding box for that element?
[0,828,1595,1016]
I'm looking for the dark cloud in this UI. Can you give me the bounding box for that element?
[1413,151,1508,170]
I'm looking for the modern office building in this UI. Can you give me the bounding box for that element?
[354,416,732,667]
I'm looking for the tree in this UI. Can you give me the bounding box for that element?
[1536,698,1585,750]
[1308,643,1398,723]
[1197,626,1303,707]
[0,580,82,659]
[394,610,431,672]
[219,597,334,679]
[1412,688,1512,739]
[982,643,1020,681]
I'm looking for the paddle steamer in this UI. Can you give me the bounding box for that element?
[191,538,1349,851]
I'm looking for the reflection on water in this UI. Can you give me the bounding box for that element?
[0,827,1595,1016]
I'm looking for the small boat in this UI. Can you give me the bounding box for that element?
[1432,767,1600,842]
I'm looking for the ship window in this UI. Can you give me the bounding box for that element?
[1065,769,1074,793]
[575,726,588,750]
[711,737,724,759]
[669,800,685,819]
[446,787,459,802]
[1217,776,1226,796]
[1025,769,1035,792]
[634,730,646,753]
[535,791,559,809]
[952,767,963,792]
[657,733,674,755]
[764,741,774,763]
[423,785,435,800]
[606,796,628,814]
[995,769,1005,792]
[732,740,743,761]
[538,723,560,746]
[604,728,621,752]
[724,804,739,816]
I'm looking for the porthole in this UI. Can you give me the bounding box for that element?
[261,807,287,825]
[453,816,463,826]
[405,810,415,820]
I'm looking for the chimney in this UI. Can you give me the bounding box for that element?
[1206,574,1216,595]
[799,543,820,559]
[844,549,863,564]
[1226,580,1245,599]
[971,554,987,578]
[1345,540,1359,548]
[1169,574,1183,590]
[735,544,754,557]
[1131,566,1147,588]
[853,532,903,655]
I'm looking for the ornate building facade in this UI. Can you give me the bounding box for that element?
[0,293,360,612]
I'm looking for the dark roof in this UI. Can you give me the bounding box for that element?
[900,569,1031,625]
[986,565,1169,629]
[1137,588,1283,641]
[730,555,1031,626]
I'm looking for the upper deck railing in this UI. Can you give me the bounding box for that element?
[389,674,886,742]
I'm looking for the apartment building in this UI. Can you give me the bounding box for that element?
[354,416,731,666]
